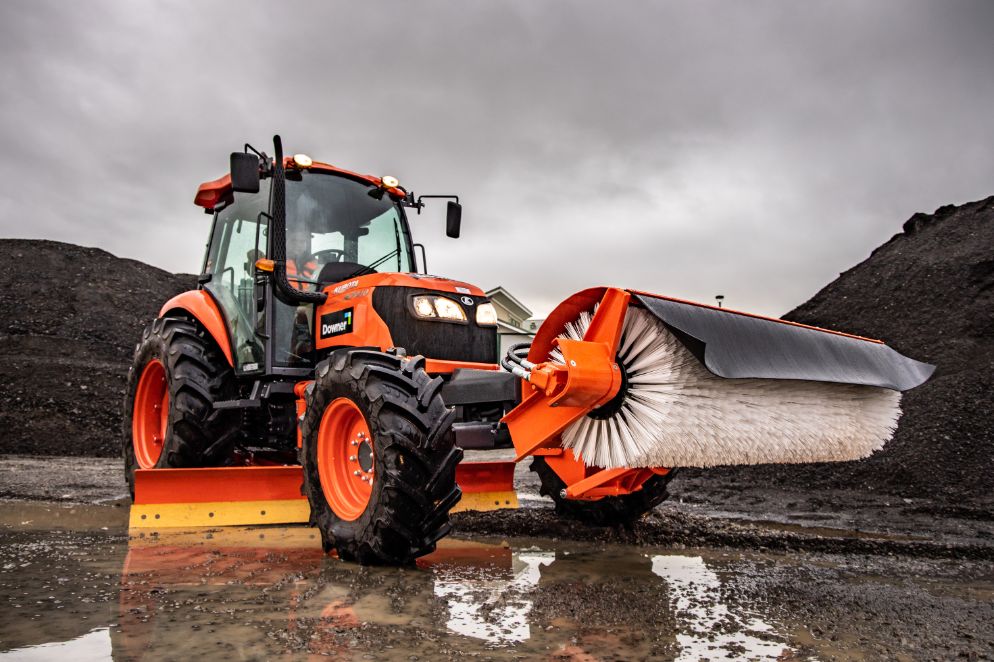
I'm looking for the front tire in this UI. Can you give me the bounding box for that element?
[301,350,461,565]
[122,316,238,497]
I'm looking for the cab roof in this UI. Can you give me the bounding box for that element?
[194,158,406,210]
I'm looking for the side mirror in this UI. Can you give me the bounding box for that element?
[446,201,462,239]
[230,152,260,194]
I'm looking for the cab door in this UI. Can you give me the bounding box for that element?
[202,182,270,373]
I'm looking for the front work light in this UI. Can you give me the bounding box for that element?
[433,297,467,321]
[475,302,498,326]
[412,295,467,322]
[413,296,437,318]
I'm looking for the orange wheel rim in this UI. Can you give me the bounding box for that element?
[132,359,168,469]
[317,398,374,521]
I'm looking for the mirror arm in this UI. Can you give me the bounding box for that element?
[415,194,460,214]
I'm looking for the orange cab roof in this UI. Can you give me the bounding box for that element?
[193,158,406,209]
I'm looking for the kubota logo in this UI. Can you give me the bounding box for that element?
[320,308,354,338]
[460,296,474,306]
[333,280,360,294]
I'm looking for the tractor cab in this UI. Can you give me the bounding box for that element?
[199,162,419,374]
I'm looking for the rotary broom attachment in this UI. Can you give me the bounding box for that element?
[551,306,902,468]
[501,287,933,471]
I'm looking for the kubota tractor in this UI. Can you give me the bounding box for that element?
[124,135,932,565]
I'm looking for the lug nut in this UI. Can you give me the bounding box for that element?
[351,440,358,446]
[353,470,361,476]
[349,455,357,462]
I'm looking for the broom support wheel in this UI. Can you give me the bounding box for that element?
[531,456,676,526]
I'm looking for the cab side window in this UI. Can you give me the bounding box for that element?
[203,182,270,372]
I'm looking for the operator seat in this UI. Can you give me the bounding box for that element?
[316,261,375,285]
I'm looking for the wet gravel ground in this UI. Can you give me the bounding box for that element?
[1,454,993,660]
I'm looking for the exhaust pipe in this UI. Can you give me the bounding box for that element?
[269,134,326,306]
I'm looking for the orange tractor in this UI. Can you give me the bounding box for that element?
[124,135,933,565]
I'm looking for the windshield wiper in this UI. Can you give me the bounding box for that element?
[341,249,400,281]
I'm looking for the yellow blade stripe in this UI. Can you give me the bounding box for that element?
[451,491,518,513]
[129,499,310,529]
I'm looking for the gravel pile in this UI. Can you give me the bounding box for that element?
[707,196,994,503]
[0,239,195,456]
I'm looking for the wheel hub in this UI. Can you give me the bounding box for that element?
[132,359,168,469]
[587,357,629,420]
[317,398,375,521]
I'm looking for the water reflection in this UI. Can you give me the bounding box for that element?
[1,526,799,660]
[0,628,111,661]
[651,555,791,660]
[433,548,554,644]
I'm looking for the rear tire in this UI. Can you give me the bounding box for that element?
[122,316,238,498]
[530,456,675,526]
[301,350,461,565]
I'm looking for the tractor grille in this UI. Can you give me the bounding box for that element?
[372,286,498,364]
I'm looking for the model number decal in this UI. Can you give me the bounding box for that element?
[320,308,354,338]
[343,288,369,300]
[332,279,360,294]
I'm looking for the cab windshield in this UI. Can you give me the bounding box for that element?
[203,170,414,373]
[284,171,413,281]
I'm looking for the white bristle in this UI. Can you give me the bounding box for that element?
[552,305,902,469]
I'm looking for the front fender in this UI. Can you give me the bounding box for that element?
[159,290,234,367]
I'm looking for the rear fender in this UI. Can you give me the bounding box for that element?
[159,290,234,367]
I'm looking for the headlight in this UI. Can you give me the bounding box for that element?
[411,295,467,322]
[475,302,498,326]
[433,297,467,321]
[413,296,437,318]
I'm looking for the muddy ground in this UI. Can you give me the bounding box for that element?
[1,454,992,661]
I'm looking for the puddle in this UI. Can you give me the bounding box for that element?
[433,548,554,644]
[1,509,991,660]
[0,628,111,661]
[651,555,789,660]
[0,521,804,660]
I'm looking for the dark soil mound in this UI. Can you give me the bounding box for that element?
[0,239,195,456]
[707,196,994,503]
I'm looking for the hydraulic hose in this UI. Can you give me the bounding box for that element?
[502,342,534,380]
[270,135,327,306]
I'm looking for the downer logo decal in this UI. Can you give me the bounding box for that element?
[320,308,354,339]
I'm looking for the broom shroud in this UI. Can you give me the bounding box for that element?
[551,305,903,469]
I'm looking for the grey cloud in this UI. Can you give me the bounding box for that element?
[1,1,991,318]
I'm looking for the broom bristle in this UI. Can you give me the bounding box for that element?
[551,305,902,469]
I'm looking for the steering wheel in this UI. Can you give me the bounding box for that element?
[310,248,345,265]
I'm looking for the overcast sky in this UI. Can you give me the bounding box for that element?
[1,1,991,318]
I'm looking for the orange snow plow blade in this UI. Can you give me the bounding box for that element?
[129,466,310,529]
[130,461,517,530]
[451,460,518,513]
